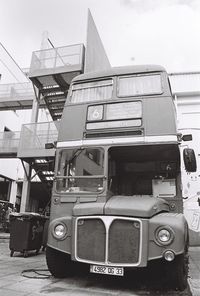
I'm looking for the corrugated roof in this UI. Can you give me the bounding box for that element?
[169,72,200,93]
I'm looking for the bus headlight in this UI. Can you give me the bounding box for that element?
[53,223,67,240]
[155,227,174,245]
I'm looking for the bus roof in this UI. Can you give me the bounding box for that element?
[72,65,166,83]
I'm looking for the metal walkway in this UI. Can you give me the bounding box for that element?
[0,82,45,111]
[0,121,58,189]
[0,43,85,191]
[0,44,85,118]
[0,130,20,158]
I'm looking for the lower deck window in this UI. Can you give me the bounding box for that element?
[108,144,179,197]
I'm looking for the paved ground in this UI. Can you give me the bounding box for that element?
[0,234,199,296]
[188,247,200,296]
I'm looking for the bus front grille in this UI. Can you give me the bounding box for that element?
[76,218,106,262]
[76,217,141,265]
[108,219,140,264]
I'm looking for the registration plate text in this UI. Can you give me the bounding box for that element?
[90,265,124,276]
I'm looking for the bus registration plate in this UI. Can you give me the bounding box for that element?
[90,265,124,276]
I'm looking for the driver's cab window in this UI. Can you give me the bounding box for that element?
[56,148,104,193]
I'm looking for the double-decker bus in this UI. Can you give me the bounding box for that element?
[46,65,196,290]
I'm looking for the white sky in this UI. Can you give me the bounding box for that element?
[1,0,200,75]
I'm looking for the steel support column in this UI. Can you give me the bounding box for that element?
[20,164,32,212]
[20,87,40,212]
[9,181,18,207]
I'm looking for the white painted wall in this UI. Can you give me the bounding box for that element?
[179,129,200,245]
[173,73,200,245]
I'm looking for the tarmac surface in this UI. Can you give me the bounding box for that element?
[0,233,199,296]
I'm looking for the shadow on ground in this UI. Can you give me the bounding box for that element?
[41,260,191,296]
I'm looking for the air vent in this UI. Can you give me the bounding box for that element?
[85,130,143,139]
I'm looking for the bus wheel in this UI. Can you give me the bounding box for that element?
[165,253,188,291]
[46,246,73,278]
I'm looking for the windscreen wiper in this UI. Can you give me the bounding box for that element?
[63,148,84,169]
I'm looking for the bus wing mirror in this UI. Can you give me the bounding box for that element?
[183,148,197,172]
[182,134,193,141]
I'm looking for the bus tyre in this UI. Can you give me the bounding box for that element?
[165,253,188,291]
[46,246,73,278]
[183,148,197,172]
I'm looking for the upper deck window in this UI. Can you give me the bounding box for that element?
[70,79,113,104]
[118,74,163,97]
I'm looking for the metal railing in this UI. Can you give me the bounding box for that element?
[18,121,59,158]
[0,131,20,154]
[0,82,35,101]
[29,44,85,77]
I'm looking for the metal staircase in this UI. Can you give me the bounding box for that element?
[17,121,58,191]
[29,44,85,120]
[21,156,55,198]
